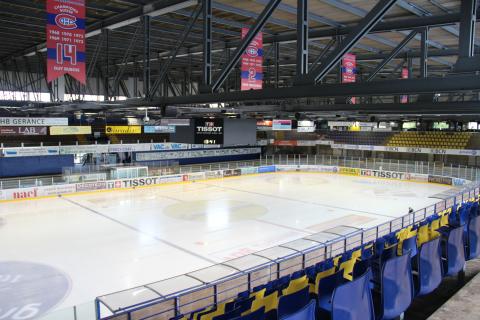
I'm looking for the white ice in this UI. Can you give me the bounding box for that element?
[0,173,451,314]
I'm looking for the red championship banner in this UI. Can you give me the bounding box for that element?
[342,53,357,104]
[46,0,86,84]
[400,68,409,104]
[241,28,263,91]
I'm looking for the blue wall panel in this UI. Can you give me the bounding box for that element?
[0,155,74,178]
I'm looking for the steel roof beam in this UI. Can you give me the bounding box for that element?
[123,74,480,105]
[298,0,398,85]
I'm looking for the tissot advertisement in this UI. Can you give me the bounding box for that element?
[194,119,224,145]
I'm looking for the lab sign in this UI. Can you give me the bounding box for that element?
[0,126,47,136]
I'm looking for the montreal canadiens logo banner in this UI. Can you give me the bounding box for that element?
[400,68,409,104]
[46,0,86,84]
[241,28,263,91]
[341,53,357,104]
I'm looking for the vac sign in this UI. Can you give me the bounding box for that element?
[194,119,224,145]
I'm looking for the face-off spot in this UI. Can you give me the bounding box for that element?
[0,261,70,320]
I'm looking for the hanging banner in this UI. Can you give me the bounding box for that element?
[342,53,357,104]
[400,68,409,104]
[46,0,86,84]
[241,28,263,91]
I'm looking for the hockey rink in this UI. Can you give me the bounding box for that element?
[0,173,452,318]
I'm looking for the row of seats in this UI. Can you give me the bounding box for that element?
[386,132,472,149]
[324,132,393,146]
[172,198,480,320]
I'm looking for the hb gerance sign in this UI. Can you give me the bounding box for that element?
[194,119,224,145]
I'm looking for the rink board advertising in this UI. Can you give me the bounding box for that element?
[194,119,224,145]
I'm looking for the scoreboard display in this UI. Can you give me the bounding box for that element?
[194,119,224,145]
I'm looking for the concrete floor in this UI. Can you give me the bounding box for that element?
[407,259,480,319]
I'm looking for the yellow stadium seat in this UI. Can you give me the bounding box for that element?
[282,275,308,295]
[251,291,278,313]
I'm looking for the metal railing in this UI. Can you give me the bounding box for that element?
[2,155,479,190]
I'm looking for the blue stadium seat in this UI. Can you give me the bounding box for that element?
[377,253,414,320]
[440,226,466,276]
[278,286,310,319]
[231,307,265,320]
[402,235,418,258]
[414,237,443,296]
[317,270,346,318]
[467,215,480,259]
[329,269,375,320]
[279,300,316,320]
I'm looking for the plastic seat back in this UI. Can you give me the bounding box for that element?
[278,286,310,319]
[283,275,308,295]
[402,236,418,257]
[416,237,443,296]
[381,253,414,320]
[443,226,466,276]
[279,300,316,320]
[331,269,375,320]
[232,307,265,320]
[468,215,480,259]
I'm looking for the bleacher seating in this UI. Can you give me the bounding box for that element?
[324,131,393,146]
[386,132,472,149]
[173,196,480,320]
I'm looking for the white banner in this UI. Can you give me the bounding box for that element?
[331,144,480,156]
[2,147,59,157]
[108,144,151,153]
[60,145,109,155]
[0,117,68,127]
[136,147,261,162]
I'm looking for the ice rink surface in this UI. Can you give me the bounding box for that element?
[0,173,452,316]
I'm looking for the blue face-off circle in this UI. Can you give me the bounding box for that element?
[0,261,70,319]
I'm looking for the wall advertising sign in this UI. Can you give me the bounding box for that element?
[46,0,86,84]
[105,126,141,134]
[400,68,409,104]
[2,147,60,157]
[272,120,292,131]
[151,143,191,151]
[0,117,68,126]
[194,119,224,145]
[144,126,176,134]
[159,119,190,126]
[342,53,357,104]
[50,126,92,135]
[297,126,315,133]
[59,145,109,154]
[108,144,151,153]
[0,127,47,136]
[241,28,263,91]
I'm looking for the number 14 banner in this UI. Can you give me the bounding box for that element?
[46,0,86,84]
